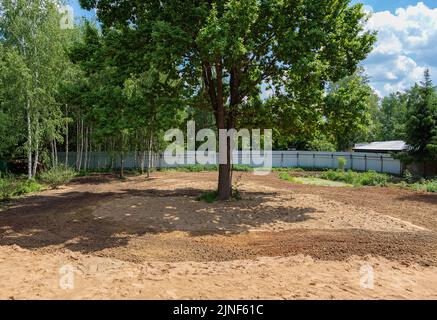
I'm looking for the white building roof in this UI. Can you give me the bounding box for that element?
[353,141,407,152]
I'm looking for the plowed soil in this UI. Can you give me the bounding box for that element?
[0,172,436,299]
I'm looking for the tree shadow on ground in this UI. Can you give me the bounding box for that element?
[397,193,437,205]
[0,184,317,254]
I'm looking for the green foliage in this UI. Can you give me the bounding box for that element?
[378,92,408,141]
[403,170,413,184]
[196,188,242,202]
[160,165,218,172]
[407,180,437,193]
[426,135,437,160]
[39,165,76,189]
[273,167,305,172]
[337,157,347,170]
[306,135,336,152]
[279,174,353,187]
[81,0,377,198]
[323,72,378,151]
[0,177,43,201]
[278,172,295,182]
[404,70,437,164]
[231,187,242,201]
[232,165,253,172]
[320,170,390,186]
[0,0,69,175]
[196,191,219,203]
[159,164,258,173]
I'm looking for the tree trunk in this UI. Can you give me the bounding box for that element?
[88,126,92,170]
[84,126,89,171]
[140,150,146,175]
[78,118,84,171]
[119,132,125,178]
[76,120,80,170]
[147,133,153,178]
[215,60,232,200]
[54,139,58,166]
[26,102,33,180]
[120,151,124,178]
[33,139,39,177]
[65,104,69,166]
[50,140,55,167]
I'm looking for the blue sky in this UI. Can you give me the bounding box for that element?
[351,0,436,12]
[68,0,95,20]
[69,0,437,97]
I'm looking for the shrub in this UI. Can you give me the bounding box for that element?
[424,181,437,192]
[0,178,43,201]
[0,179,17,200]
[278,172,294,182]
[15,180,44,195]
[409,179,437,193]
[306,135,336,152]
[196,191,218,203]
[274,167,305,172]
[320,169,390,186]
[337,157,347,170]
[232,164,253,172]
[359,171,390,186]
[39,165,76,189]
[403,169,415,184]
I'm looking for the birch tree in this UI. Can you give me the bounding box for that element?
[0,0,67,178]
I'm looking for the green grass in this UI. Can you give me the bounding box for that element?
[161,165,329,173]
[320,169,390,187]
[406,179,437,193]
[77,168,151,177]
[279,172,352,187]
[0,178,44,201]
[160,165,218,172]
[160,164,258,172]
[196,188,242,203]
[294,177,353,187]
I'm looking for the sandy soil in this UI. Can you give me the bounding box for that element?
[0,171,436,299]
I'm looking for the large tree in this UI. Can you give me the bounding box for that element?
[323,72,378,151]
[80,0,376,199]
[0,0,67,178]
[404,70,437,175]
[378,92,408,141]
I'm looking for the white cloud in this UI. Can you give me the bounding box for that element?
[363,2,437,96]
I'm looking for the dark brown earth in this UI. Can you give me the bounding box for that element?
[1,172,436,267]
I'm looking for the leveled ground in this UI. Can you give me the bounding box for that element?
[0,172,436,299]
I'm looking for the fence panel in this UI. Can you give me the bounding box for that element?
[58,151,402,175]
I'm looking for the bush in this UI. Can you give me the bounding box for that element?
[337,157,347,170]
[359,171,391,186]
[232,164,253,172]
[306,135,336,152]
[0,179,17,200]
[0,178,43,201]
[403,169,415,184]
[320,169,390,186]
[39,165,76,189]
[278,172,294,182]
[196,191,218,203]
[409,179,437,193]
